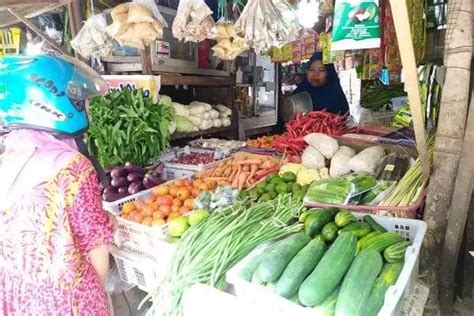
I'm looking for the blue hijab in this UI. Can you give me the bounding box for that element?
[293,52,349,115]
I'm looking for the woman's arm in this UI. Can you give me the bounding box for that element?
[89,245,109,285]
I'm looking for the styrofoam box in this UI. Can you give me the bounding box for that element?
[226,213,427,316]
[160,147,219,181]
[110,245,174,293]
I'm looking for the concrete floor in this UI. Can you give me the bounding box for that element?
[111,287,150,316]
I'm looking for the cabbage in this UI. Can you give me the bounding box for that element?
[172,102,189,117]
[169,121,177,134]
[175,116,194,133]
[160,95,173,107]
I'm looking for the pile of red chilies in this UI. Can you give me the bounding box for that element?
[273,110,347,156]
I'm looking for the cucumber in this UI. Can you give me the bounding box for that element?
[299,232,357,307]
[363,215,387,232]
[322,222,339,242]
[356,231,383,254]
[240,241,280,281]
[299,209,319,223]
[276,236,327,299]
[338,222,372,238]
[334,210,357,228]
[335,249,383,316]
[251,267,265,285]
[363,232,404,252]
[313,285,341,316]
[256,232,311,283]
[363,262,404,316]
[304,208,340,238]
[383,240,411,263]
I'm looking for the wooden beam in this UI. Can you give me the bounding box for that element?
[0,0,62,5]
[7,8,67,55]
[389,0,430,179]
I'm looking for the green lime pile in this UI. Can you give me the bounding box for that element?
[241,172,309,202]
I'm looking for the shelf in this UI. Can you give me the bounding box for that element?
[161,74,234,87]
[171,126,234,140]
[0,0,68,28]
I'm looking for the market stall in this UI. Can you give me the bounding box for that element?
[0,0,452,315]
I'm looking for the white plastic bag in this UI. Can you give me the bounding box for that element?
[349,146,385,174]
[301,146,325,169]
[330,146,356,177]
[71,13,113,58]
[172,0,214,42]
[132,0,168,27]
[304,133,339,159]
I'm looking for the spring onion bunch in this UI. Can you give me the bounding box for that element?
[144,195,304,316]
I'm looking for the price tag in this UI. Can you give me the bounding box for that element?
[401,280,430,315]
[213,148,227,160]
[384,164,395,172]
[183,146,191,155]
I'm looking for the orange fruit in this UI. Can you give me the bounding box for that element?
[130,212,144,223]
[183,198,195,209]
[145,196,156,204]
[152,211,164,219]
[168,212,180,220]
[176,188,191,201]
[141,216,153,226]
[133,200,146,210]
[205,179,217,190]
[159,205,172,217]
[172,198,183,207]
[171,205,180,213]
[179,206,192,215]
[198,183,209,192]
[122,202,136,214]
[191,187,201,198]
[182,180,193,188]
[169,186,178,197]
[153,185,170,197]
[152,218,166,226]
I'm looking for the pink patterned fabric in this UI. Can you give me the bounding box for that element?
[0,139,113,315]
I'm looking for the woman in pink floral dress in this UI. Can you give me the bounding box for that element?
[0,55,113,315]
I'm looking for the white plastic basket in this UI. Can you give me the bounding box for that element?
[102,187,154,216]
[110,245,174,292]
[226,213,427,316]
[160,147,219,180]
[359,108,395,126]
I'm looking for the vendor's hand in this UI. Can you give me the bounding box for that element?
[106,212,118,233]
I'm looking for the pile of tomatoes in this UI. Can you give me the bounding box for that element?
[121,178,217,226]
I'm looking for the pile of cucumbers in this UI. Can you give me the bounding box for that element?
[240,172,309,202]
[240,209,411,316]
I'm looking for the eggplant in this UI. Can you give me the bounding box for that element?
[102,191,128,202]
[125,162,146,175]
[155,163,164,174]
[103,186,118,195]
[111,176,129,188]
[152,170,161,178]
[111,166,128,179]
[128,181,144,195]
[143,176,154,189]
[148,174,163,185]
[127,172,145,183]
[118,187,129,194]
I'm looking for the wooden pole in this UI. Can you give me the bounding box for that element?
[388,0,430,179]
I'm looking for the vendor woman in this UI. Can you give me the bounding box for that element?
[293,52,349,114]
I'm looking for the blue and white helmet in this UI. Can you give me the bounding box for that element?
[0,54,106,136]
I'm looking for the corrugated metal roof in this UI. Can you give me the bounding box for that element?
[0,0,69,28]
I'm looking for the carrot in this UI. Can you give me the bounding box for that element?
[235,159,262,165]
[232,165,242,188]
[238,171,249,190]
[246,164,259,187]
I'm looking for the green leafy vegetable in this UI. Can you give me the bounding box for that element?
[86,89,175,168]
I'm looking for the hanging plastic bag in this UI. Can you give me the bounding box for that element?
[132,0,168,27]
[71,13,114,58]
[331,0,381,51]
[172,0,214,42]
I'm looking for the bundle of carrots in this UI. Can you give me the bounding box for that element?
[273,110,347,156]
[247,135,279,148]
[196,152,280,190]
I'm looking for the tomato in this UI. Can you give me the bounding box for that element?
[183,198,195,209]
[141,216,153,226]
[179,205,191,215]
[122,202,136,214]
[193,179,203,188]
[142,205,155,217]
[168,212,180,221]
[129,211,144,223]
[169,185,178,197]
[182,180,193,188]
[152,211,164,219]
[191,187,201,198]
[171,205,180,213]
[176,188,191,201]
[174,179,186,187]
[153,185,170,197]
[159,205,172,217]
[198,183,209,191]
[156,196,173,206]
[204,179,217,190]
[152,218,166,226]
[172,198,183,207]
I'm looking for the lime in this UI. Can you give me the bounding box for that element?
[256,182,267,192]
[168,216,190,237]
[188,210,209,226]
[266,173,279,182]
[276,183,289,194]
[282,172,297,183]
[268,191,278,199]
[248,189,260,201]
[291,183,302,193]
[265,183,276,193]
[239,190,249,199]
[258,193,272,202]
[270,176,283,185]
